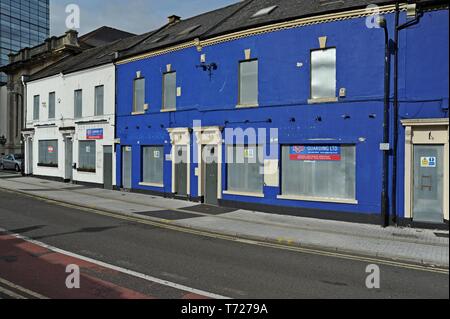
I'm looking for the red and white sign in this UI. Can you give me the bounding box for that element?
[48,146,54,153]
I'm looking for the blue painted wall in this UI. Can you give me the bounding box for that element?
[116,9,449,220]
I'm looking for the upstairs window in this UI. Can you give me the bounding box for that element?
[162,72,176,111]
[311,48,336,100]
[239,59,258,106]
[33,95,40,120]
[94,85,104,116]
[74,89,83,119]
[48,92,55,119]
[133,78,145,113]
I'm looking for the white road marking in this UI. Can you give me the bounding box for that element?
[0,228,230,299]
[0,277,48,299]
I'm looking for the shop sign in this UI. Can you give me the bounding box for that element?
[290,145,341,161]
[87,128,104,140]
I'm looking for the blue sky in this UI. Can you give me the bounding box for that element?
[50,0,238,36]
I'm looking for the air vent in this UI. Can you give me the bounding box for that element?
[251,5,278,18]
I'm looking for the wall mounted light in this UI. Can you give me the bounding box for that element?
[196,62,218,80]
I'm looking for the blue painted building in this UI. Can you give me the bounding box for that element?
[114,0,449,228]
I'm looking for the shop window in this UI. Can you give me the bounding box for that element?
[78,141,96,172]
[227,145,263,194]
[281,145,356,200]
[133,77,145,112]
[162,72,176,111]
[238,59,258,106]
[311,48,336,100]
[142,146,164,185]
[38,140,58,167]
[94,85,104,116]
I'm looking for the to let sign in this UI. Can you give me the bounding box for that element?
[290,145,341,161]
[87,128,104,140]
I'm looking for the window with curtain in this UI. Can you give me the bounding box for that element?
[78,141,96,172]
[133,78,145,112]
[48,92,55,119]
[74,89,82,118]
[142,146,164,185]
[311,48,336,100]
[33,95,40,120]
[94,85,104,116]
[239,59,258,106]
[38,140,58,167]
[227,145,263,194]
[163,72,176,110]
[281,145,356,200]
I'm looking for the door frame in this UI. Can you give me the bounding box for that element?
[194,126,222,202]
[121,145,132,189]
[402,118,449,222]
[63,134,74,182]
[103,145,113,189]
[21,132,34,175]
[168,128,191,196]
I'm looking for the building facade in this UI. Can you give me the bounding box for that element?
[24,64,117,188]
[0,0,50,83]
[114,1,449,227]
[22,31,143,188]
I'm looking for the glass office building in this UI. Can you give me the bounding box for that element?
[0,0,50,82]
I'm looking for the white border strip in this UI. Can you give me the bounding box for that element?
[0,228,230,299]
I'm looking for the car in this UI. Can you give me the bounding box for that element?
[0,154,23,172]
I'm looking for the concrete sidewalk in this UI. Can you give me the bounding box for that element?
[0,172,448,268]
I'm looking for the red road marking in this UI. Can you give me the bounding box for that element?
[0,234,207,299]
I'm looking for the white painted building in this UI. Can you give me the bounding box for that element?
[23,63,116,188]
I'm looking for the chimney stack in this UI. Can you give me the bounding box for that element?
[168,15,181,25]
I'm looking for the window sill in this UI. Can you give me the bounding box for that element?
[37,163,58,168]
[307,97,338,104]
[277,194,358,205]
[160,108,176,113]
[236,104,259,109]
[77,168,96,173]
[131,111,146,116]
[139,182,164,188]
[223,190,264,198]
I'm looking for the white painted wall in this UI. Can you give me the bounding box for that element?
[25,64,116,186]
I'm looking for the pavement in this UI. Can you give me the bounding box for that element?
[0,171,448,269]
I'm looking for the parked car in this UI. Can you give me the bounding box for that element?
[0,154,23,172]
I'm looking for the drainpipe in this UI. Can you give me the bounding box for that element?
[377,16,391,228]
[392,2,422,225]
